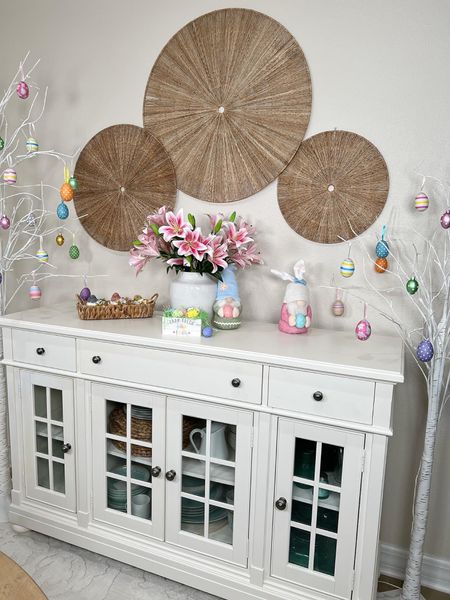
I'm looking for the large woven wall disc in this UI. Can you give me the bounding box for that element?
[143,9,312,203]
[74,124,176,251]
[278,130,389,244]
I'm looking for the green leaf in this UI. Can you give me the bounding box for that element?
[229,211,236,222]
[188,213,196,228]
[150,223,160,235]
[133,240,143,246]
[213,219,223,234]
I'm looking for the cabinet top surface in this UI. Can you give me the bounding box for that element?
[0,304,404,383]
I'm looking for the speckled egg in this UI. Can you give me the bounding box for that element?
[375,257,388,273]
[417,339,433,362]
[340,258,355,278]
[355,319,372,341]
[375,240,389,258]
[60,182,74,202]
[415,192,429,211]
[56,202,69,220]
[332,299,345,316]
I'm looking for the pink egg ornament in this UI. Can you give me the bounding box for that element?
[16,81,29,99]
[440,210,450,229]
[29,284,41,300]
[355,319,372,341]
[0,215,11,230]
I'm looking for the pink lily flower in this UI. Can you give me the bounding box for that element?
[166,257,190,267]
[172,228,209,261]
[230,243,263,268]
[206,238,229,273]
[225,222,253,248]
[159,209,190,242]
[208,212,225,231]
[147,205,167,228]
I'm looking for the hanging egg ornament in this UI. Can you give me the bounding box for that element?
[440,210,450,229]
[80,287,91,302]
[26,212,36,227]
[0,137,4,150]
[355,319,372,341]
[56,233,65,246]
[0,215,11,230]
[416,339,434,362]
[36,248,49,262]
[16,81,29,99]
[0,273,2,284]
[3,167,17,184]
[340,258,355,278]
[375,239,389,258]
[415,192,429,211]
[375,257,388,273]
[406,277,419,295]
[332,298,345,316]
[69,244,80,259]
[29,284,41,300]
[60,182,74,202]
[69,176,78,191]
[56,201,69,220]
[26,137,39,153]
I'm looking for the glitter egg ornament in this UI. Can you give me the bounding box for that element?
[202,326,213,338]
[56,233,65,246]
[0,137,4,150]
[60,182,74,202]
[69,244,80,259]
[80,287,91,302]
[3,167,17,184]
[69,176,78,191]
[417,339,434,362]
[29,284,41,300]
[340,258,355,278]
[0,215,11,230]
[375,257,388,273]
[440,210,450,229]
[415,192,429,211]
[26,137,39,153]
[36,248,49,262]
[406,277,419,295]
[332,299,345,316]
[355,319,372,341]
[26,212,36,228]
[375,239,389,258]
[56,201,69,219]
[16,81,29,99]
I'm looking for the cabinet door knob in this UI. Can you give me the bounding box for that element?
[151,466,162,478]
[165,469,176,481]
[231,378,241,388]
[92,356,101,364]
[313,391,324,401]
[36,347,45,355]
[62,443,72,454]
[275,497,287,511]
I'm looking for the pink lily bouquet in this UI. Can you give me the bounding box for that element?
[129,207,263,280]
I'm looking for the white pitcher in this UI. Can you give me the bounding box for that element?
[190,422,229,459]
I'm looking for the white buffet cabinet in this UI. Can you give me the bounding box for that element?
[0,304,403,600]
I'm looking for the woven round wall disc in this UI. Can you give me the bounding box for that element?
[278,130,389,244]
[143,8,312,203]
[74,124,176,251]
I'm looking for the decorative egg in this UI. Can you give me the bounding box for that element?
[56,201,69,219]
[26,212,37,227]
[0,137,4,150]
[295,313,306,328]
[0,215,11,230]
[29,284,41,300]
[56,233,65,246]
[0,273,2,284]
[69,244,80,259]
[26,137,39,153]
[87,294,98,305]
[406,277,419,295]
[440,210,450,229]
[355,319,372,341]
[332,299,345,316]
[111,292,121,303]
[375,257,388,273]
[69,176,78,191]
[202,326,213,337]
[36,249,49,262]
[60,182,74,201]
[416,339,434,362]
[3,167,17,184]
[80,287,91,302]
[415,192,429,211]
[375,240,389,258]
[16,81,29,99]
[340,258,355,278]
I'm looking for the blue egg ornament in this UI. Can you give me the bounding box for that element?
[202,326,213,338]
[375,240,389,258]
[57,201,69,220]
[416,339,433,362]
[295,313,306,328]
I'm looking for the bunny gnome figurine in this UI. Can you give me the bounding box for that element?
[212,265,242,330]
[271,259,312,334]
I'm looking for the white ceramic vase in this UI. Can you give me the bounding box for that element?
[170,272,217,314]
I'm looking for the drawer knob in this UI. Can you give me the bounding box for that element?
[165,469,176,481]
[62,443,72,454]
[275,497,287,511]
[36,347,45,356]
[151,466,162,478]
[313,391,324,401]
[92,356,101,364]
[231,378,241,388]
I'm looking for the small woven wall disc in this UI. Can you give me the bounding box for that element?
[278,130,389,243]
[74,125,176,251]
[143,8,312,203]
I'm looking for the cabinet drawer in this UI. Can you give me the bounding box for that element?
[268,367,374,424]
[79,339,262,404]
[12,329,76,372]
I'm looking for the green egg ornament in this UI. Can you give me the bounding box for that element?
[69,244,80,259]
[0,137,4,150]
[406,277,419,295]
[69,176,78,191]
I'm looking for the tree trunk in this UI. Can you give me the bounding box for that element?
[0,326,11,522]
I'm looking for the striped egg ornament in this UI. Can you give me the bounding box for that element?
[36,249,49,262]
[415,192,429,211]
[332,299,345,316]
[3,168,17,184]
[340,258,355,278]
[26,137,39,153]
[29,284,41,300]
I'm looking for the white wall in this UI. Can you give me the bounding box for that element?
[1,0,449,562]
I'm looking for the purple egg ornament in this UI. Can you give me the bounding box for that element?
[0,215,11,230]
[355,319,372,341]
[80,287,91,302]
[440,210,450,230]
[17,81,29,99]
[416,339,434,362]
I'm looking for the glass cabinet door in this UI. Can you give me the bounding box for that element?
[21,371,76,512]
[271,419,364,598]
[165,397,253,566]
[91,383,165,540]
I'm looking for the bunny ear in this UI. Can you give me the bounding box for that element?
[293,259,306,280]
[271,269,295,282]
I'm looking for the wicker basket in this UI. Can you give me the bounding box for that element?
[77,293,158,321]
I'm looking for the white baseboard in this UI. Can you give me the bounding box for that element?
[380,542,450,594]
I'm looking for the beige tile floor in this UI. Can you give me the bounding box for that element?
[378,576,450,599]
